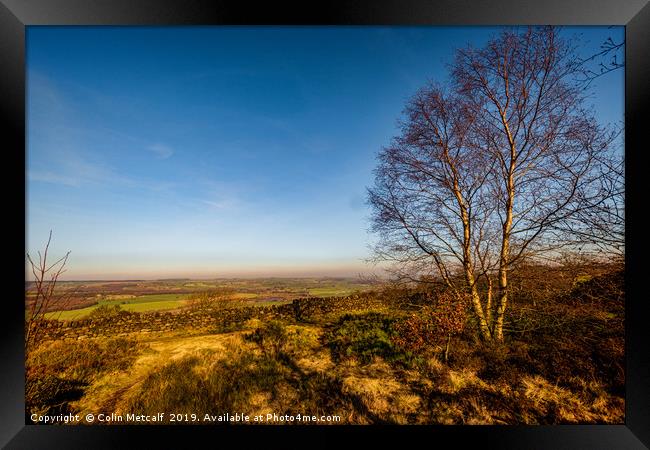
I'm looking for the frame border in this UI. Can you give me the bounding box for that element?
[1,1,648,448]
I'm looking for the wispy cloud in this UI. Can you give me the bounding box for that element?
[193,178,253,213]
[28,149,132,188]
[201,198,239,210]
[28,73,180,193]
[147,143,174,159]
[28,171,81,187]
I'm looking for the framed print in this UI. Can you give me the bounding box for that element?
[1,0,648,448]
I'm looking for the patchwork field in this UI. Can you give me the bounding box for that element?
[35,278,375,319]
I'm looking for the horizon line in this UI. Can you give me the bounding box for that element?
[35,274,385,282]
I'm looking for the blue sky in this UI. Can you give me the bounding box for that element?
[26,26,624,280]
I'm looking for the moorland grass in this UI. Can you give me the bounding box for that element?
[28,270,625,424]
[26,337,142,416]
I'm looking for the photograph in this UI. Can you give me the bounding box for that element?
[23,24,627,427]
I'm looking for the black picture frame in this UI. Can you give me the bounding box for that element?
[2,1,648,448]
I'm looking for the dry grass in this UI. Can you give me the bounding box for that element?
[26,337,142,416]
[26,269,624,425]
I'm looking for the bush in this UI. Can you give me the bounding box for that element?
[326,312,398,364]
[392,312,436,354]
[211,321,247,334]
[245,320,288,356]
[286,326,319,356]
[89,304,125,319]
[391,292,468,361]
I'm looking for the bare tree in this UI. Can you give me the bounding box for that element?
[25,231,72,354]
[368,86,497,340]
[560,147,624,258]
[185,287,243,313]
[577,33,624,87]
[368,26,620,342]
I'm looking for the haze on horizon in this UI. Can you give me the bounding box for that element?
[39,259,382,281]
[26,26,624,281]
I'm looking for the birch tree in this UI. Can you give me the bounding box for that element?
[368,26,619,342]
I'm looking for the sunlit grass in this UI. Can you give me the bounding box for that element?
[121,300,187,313]
[309,287,357,297]
[45,294,190,320]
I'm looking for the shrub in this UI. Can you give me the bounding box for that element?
[326,312,398,364]
[286,326,319,356]
[392,312,436,354]
[88,304,125,319]
[211,322,247,334]
[392,292,468,361]
[376,284,413,308]
[245,320,288,356]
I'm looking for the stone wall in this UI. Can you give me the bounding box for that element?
[39,294,388,342]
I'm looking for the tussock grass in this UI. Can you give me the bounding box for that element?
[26,337,142,416]
[28,270,624,425]
[121,350,288,420]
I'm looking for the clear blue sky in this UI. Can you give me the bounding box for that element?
[26,26,624,280]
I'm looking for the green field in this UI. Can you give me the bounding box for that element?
[45,294,189,320]
[44,292,284,320]
[308,287,359,297]
[36,278,377,321]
